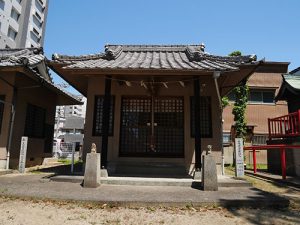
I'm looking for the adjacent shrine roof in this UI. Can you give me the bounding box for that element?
[0,47,81,105]
[51,44,258,71]
[276,73,300,100]
[0,48,45,68]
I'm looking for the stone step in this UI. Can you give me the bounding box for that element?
[109,162,188,178]
[50,175,252,188]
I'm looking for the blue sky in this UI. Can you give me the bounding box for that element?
[44,0,300,89]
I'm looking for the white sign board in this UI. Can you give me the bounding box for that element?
[18,136,28,173]
[235,138,244,177]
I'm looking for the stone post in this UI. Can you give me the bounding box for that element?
[83,143,101,188]
[201,145,218,191]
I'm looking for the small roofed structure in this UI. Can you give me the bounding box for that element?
[266,67,300,177]
[49,44,260,177]
[276,68,300,113]
[0,48,81,169]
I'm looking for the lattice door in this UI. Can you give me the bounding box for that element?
[119,96,184,157]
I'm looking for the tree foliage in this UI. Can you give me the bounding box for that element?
[221,96,229,109]
[229,51,242,56]
[229,50,248,139]
[232,83,249,138]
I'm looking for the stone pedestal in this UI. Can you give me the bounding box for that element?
[201,154,218,191]
[83,153,101,188]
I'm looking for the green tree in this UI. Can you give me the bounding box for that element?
[229,51,249,139]
[221,96,229,109]
[229,51,242,57]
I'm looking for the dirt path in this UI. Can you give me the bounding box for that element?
[0,197,299,225]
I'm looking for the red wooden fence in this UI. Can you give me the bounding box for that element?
[268,110,300,140]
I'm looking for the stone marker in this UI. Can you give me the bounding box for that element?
[201,145,218,191]
[83,143,101,188]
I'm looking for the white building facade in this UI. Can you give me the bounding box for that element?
[0,0,48,48]
[54,96,86,140]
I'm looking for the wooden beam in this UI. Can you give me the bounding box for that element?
[194,76,202,170]
[101,76,112,169]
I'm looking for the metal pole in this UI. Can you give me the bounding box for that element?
[71,142,75,174]
[55,106,60,138]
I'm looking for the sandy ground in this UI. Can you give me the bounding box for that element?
[0,197,299,225]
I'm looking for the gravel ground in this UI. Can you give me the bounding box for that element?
[0,197,299,225]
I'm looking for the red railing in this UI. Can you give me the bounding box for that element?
[268,110,300,140]
[244,144,300,179]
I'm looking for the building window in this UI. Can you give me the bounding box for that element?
[33,15,43,28]
[11,7,20,22]
[8,27,17,40]
[0,0,4,11]
[30,31,40,43]
[35,0,45,12]
[32,27,40,36]
[223,133,231,145]
[227,89,275,104]
[190,96,212,138]
[252,135,268,145]
[24,104,46,138]
[0,95,5,134]
[93,96,115,136]
[35,11,42,20]
[248,89,275,104]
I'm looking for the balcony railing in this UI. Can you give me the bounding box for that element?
[268,110,300,140]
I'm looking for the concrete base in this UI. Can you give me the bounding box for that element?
[0,174,288,208]
[0,160,7,170]
[83,153,101,188]
[51,175,252,187]
[202,155,218,191]
[101,169,108,177]
[193,170,201,180]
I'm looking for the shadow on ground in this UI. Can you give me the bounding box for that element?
[33,162,84,176]
[245,170,300,189]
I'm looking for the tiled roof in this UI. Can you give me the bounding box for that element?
[0,48,45,67]
[290,67,300,75]
[283,74,300,90]
[276,73,300,100]
[0,48,81,104]
[52,45,257,71]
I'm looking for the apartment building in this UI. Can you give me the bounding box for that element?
[0,0,48,48]
[54,96,86,144]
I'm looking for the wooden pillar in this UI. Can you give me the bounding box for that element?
[194,76,202,169]
[280,147,286,180]
[101,76,112,168]
[252,148,257,174]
